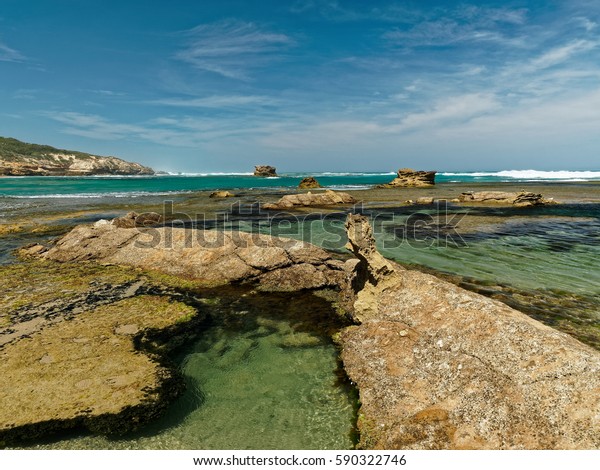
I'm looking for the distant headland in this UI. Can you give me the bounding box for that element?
[0,137,154,176]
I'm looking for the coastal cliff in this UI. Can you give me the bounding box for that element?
[0,137,154,176]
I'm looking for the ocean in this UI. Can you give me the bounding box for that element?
[1,170,600,198]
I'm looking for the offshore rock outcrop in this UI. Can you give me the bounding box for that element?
[263,190,356,210]
[377,168,436,188]
[340,214,600,449]
[298,176,322,189]
[0,137,154,176]
[458,191,556,206]
[253,165,277,177]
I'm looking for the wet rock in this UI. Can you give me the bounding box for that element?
[254,165,277,177]
[263,190,357,210]
[458,191,556,206]
[298,176,322,189]
[340,214,600,449]
[377,169,436,188]
[209,191,235,198]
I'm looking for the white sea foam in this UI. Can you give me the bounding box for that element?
[441,170,600,180]
[6,190,194,199]
[165,172,254,176]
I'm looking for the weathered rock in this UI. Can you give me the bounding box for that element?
[340,214,600,449]
[415,197,434,205]
[41,223,345,291]
[377,168,436,188]
[209,190,235,198]
[0,261,201,443]
[263,190,357,210]
[458,191,556,206]
[254,165,277,177]
[298,176,322,189]
[0,137,154,176]
[111,212,163,228]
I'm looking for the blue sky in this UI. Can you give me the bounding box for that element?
[1,0,600,172]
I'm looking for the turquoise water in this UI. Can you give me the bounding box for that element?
[1,170,600,197]
[236,202,600,348]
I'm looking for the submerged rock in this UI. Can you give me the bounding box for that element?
[263,190,356,210]
[298,176,322,189]
[377,168,436,188]
[254,165,277,177]
[458,191,556,206]
[339,214,600,449]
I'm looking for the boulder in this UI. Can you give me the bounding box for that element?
[263,190,356,210]
[339,214,600,449]
[458,191,556,206]
[111,212,162,228]
[415,197,434,205]
[298,177,322,189]
[377,168,436,188]
[41,223,345,291]
[209,191,235,198]
[254,165,277,177]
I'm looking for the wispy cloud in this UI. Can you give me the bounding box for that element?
[147,95,279,108]
[389,93,501,131]
[175,20,294,79]
[44,111,272,147]
[528,39,598,70]
[383,6,528,48]
[0,40,25,62]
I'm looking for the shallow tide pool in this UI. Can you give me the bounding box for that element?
[21,291,357,450]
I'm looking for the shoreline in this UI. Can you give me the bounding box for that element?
[1,181,599,449]
[2,214,598,449]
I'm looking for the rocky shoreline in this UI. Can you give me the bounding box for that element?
[0,137,154,176]
[2,211,599,449]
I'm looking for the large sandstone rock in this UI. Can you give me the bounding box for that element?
[377,168,436,188]
[298,176,322,189]
[254,165,277,177]
[458,191,556,206]
[263,190,356,210]
[339,214,600,449]
[41,223,345,291]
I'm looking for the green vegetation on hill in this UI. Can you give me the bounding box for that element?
[0,136,96,162]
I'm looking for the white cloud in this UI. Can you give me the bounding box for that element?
[0,41,25,62]
[390,93,501,131]
[148,95,279,108]
[175,20,293,79]
[528,39,598,70]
